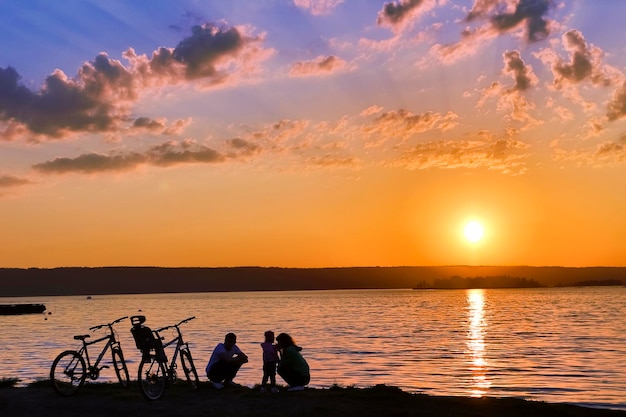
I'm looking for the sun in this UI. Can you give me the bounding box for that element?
[464,221,484,243]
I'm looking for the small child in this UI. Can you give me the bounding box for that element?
[260,330,280,393]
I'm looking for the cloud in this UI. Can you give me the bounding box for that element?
[552,134,626,166]
[225,137,262,158]
[428,26,495,64]
[289,55,347,77]
[430,0,555,64]
[392,131,530,174]
[607,81,626,121]
[0,23,271,141]
[377,0,437,32]
[0,62,132,139]
[303,154,358,167]
[294,0,344,15]
[360,109,459,147]
[468,0,554,42]
[32,140,226,174]
[478,50,539,124]
[502,50,537,93]
[538,30,615,89]
[130,117,192,135]
[0,174,32,188]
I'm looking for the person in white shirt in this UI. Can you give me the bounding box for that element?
[205,332,249,389]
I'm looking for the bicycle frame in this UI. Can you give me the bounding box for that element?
[78,332,119,377]
[155,318,193,381]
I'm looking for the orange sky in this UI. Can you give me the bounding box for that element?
[1,1,626,268]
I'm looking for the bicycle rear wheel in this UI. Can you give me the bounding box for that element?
[180,349,199,391]
[112,348,130,388]
[51,350,86,396]
[138,355,167,400]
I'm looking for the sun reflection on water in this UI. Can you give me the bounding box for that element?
[467,289,490,397]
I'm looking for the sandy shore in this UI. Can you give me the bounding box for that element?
[1,382,625,417]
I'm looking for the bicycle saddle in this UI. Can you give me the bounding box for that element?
[74,334,90,340]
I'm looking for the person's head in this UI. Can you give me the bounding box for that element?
[276,333,294,349]
[224,332,237,350]
[264,330,275,343]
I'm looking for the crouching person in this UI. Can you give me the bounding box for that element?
[276,333,310,391]
[205,332,248,389]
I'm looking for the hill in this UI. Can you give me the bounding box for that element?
[1,266,625,297]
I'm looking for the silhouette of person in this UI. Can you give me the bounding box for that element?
[205,332,248,389]
[276,333,310,391]
[260,330,279,393]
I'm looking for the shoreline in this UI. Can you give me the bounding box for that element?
[1,383,625,417]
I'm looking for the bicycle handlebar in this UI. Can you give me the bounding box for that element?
[88,316,129,331]
[155,316,195,333]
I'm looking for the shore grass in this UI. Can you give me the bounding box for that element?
[1,380,625,417]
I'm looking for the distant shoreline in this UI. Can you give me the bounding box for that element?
[1,266,625,297]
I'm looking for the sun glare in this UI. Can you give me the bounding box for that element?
[464,221,484,243]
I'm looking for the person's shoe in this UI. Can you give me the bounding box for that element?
[287,385,304,391]
[270,387,279,393]
[226,380,241,387]
[260,387,266,393]
[211,381,224,389]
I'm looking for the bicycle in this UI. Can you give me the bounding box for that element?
[131,315,199,400]
[50,316,130,396]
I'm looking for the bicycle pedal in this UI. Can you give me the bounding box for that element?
[100,365,110,369]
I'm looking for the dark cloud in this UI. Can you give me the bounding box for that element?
[466,0,553,42]
[551,30,612,88]
[32,141,225,174]
[377,0,432,29]
[132,117,167,130]
[0,61,128,138]
[226,138,261,156]
[0,23,268,141]
[173,25,246,79]
[490,0,553,42]
[607,81,626,122]
[503,50,535,93]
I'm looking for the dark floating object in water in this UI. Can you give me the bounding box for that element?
[0,303,46,315]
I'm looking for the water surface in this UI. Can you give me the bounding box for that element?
[1,287,624,409]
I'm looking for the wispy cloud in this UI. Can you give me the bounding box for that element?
[293,0,344,15]
[32,140,226,174]
[392,130,530,175]
[0,174,32,188]
[289,55,348,77]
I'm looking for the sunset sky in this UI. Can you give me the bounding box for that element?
[1,0,626,268]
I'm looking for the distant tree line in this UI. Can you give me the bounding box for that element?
[414,275,545,289]
[557,279,624,287]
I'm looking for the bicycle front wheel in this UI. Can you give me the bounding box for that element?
[112,348,130,388]
[180,349,199,391]
[51,350,86,396]
[138,355,167,400]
